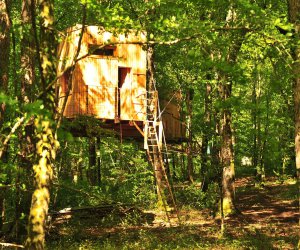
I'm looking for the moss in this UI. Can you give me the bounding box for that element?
[222,197,236,216]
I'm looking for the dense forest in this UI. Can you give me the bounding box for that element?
[0,0,299,249]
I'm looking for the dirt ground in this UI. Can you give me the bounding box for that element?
[48,176,299,249]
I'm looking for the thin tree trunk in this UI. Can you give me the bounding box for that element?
[21,0,35,103]
[252,77,258,174]
[258,90,269,183]
[201,82,212,191]
[255,71,266,185]
[96,137,101,185]
[171,152,177,180]
[87,137,97,185]
[186,88,194,183]
[180,144,186,179]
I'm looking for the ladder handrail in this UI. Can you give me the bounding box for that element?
[145,90,180,224]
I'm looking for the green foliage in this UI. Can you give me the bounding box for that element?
[176,182,219,210]
[52,138,156,210]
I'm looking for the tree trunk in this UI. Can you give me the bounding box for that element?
[0,0,10,95]
[171,152,177,180]
[201,82,213,191]
[218,5,246,216]
[252,77,258,174]
[252,71,265,185]
[258,89,269,184]
[287,1,300,248]
[219,79,236,215]
[0,0,10,232]
[25,0,58,248]
[13,0,36,240]
[87,137,97,185]
[288,0,300,175]
[96,137,101,185]
[186,88,194,183]
[21,0,35,103]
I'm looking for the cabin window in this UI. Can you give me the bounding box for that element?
[118,67,131,119]
[62,68,71,93]
[89,45,115,56]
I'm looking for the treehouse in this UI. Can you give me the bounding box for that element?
[57,25,184,142]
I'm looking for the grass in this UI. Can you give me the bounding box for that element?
[47,225,292,250]
[46,175,299,250]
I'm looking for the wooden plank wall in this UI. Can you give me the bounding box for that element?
[79,57,118,119]
[161,100,185,140]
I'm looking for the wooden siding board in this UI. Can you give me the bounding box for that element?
[119,67,132,120]
[161,100,184,139]
[131,74,146,121]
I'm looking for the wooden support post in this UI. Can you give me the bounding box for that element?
[144,121,148,150]
[114,87,119,123]
[158,121,163,149]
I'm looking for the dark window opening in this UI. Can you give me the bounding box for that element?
[118,67,131,119]
[62,68,71,93]
[89,45,115,56]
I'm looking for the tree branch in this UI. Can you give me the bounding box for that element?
[55,3,87,131]
[0,242,24,248]
[0,116,26,159]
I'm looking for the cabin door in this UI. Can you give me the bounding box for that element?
[118,67,132,120]
[80,57,118,119]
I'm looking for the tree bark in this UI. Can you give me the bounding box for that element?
[0,0,10,144]
[25,0,58,248]
[252,76,258,174]
[288,0,300,178]
[186,88,194,183]
[96,137,101,185]
[218,5,246,216]
[21,0,35,103]
[0,0,10,95]
[252,70,265,185]
[287,1,300,247]
[201,82,213,191]
[219,78,236,215]
[13,0,36,240]
[0,0,10,232]
[87,137,97,185]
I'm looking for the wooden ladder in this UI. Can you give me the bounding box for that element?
[144,91,180,223]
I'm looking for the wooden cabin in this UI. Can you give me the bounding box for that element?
[57,25,184,141]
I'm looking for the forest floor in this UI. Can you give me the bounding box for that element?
[47,175,299,250]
